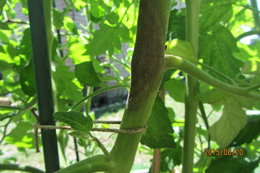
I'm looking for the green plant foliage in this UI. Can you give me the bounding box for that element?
[0,0,6,15]
[197,89,227,105]
[166,39,195,62]
[230,115,260,146]
[209,97,247,147]
[54,111,93,132]
[141,97,175,148]
[19,61,36,96]
[0,0,259,172]
[164,78,185,102]
[75,61,102,87]
[5,122,34,148]
[167,10,185,41]
[206,157,260,173]
[160,143,182,172]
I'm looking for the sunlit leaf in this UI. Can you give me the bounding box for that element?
[209,97,247,147]
[166,39,194,62]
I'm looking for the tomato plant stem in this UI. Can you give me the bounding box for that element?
[182,0,201,173]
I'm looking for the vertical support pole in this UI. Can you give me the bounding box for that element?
[27,0,60,172]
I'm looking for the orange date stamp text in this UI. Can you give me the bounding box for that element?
[204,148,245,156]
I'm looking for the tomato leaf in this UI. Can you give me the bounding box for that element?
[75,61,102,87]
[54,111,93,132]
[209,97,247,147]
[141,97,175,148]
[165,39,195,62]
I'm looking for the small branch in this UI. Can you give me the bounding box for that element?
[30,108,39,122]
[70,84,129,111]
[198,101,211,148]
[2,19,29,24]
[89,133,109,157]
[0,164,44,173]
[198,62,237,85]
[236,30,260,41]
[94,120,121,124]
[0,118,12,144]
[73,137,80,162]
[55,155,114,173]
[165,55,260,100]
[34,126,40,153]
[0,105,21,110]
[246,83,260,91]
[33,123,146,134]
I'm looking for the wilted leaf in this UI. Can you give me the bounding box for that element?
[209,97,247,147]
[54,111,93,132]
[75,61,102,87]
[141,97,175,148]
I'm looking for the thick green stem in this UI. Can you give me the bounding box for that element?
[109,1,171,172]
[55,155,114,173]
[0,164,44,173]
[182,0,201,173]
[165,55,260,100]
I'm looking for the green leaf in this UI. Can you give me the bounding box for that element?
[85,24,122,56]
[230,115,260,146]
[164,78,185,102]
[197,89,227,105]
[53,63,82,102]
[209,97,247,147]
[0,22,9,30]
[53,9,67,29]
[200,0,233,32]
[71,0,86,11]
[165,39,195,62]
[167,10,185,41]
[69,130,89,139]
[75,61,102,87]
[54,111,93,132]
[0,60,13,71]
[141,97,175,148]
[19,62,36,96]
[199,26,242,78]
[206,157,259,173]
[160,144,182,172]
[0,0,6,16]
[5,122,34,148]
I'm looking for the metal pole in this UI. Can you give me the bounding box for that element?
[27,0,60,172]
